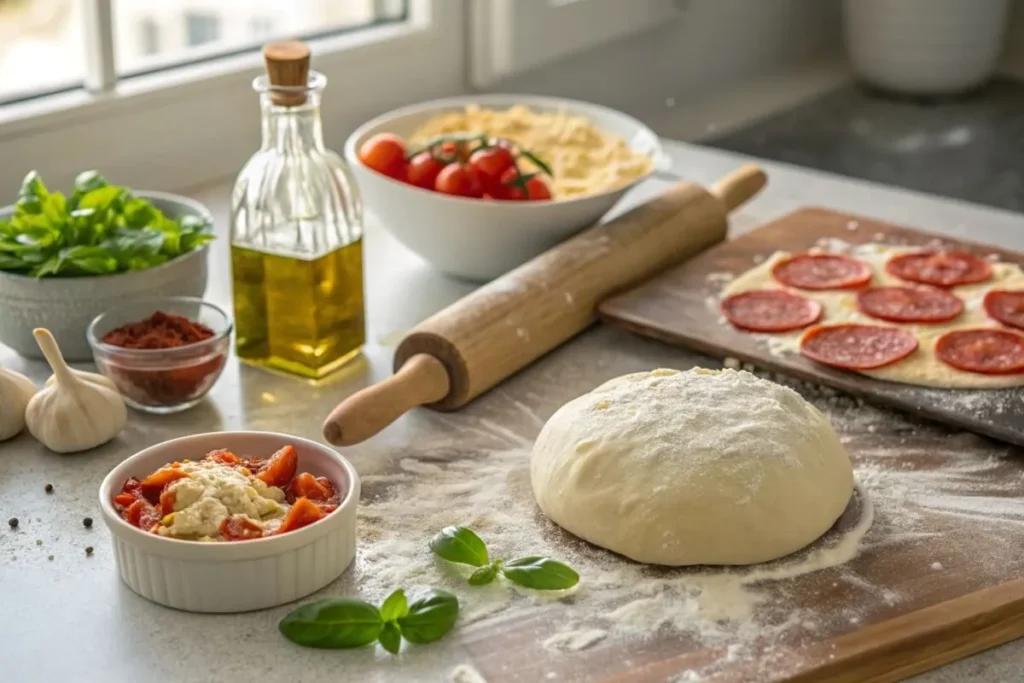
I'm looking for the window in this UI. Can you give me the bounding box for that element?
[0,0,463,195]
[470,0,678,86]
[138,18,160,57]
[0,0,86,101]
[184,12,220,48]
[248,17,274,40]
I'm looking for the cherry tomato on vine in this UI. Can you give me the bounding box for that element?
[468,145,516,195]
[435,163,484,198]
[406,151,447,189]
[358,133,408,181]
[498,167,552,201]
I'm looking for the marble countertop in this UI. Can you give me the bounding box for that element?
[1,141,1022,683]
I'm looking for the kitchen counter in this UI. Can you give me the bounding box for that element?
[2,141,1023,683]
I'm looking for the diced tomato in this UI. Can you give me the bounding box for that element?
[122,476,142,493]
[139,468,191,503]
[219,516,264,541]
[276,497,325,534]
[287,472,335,502]
[206,449,241,465]
[317,503,339,514]
[159,489,177,516]
[124,499,161,531]
[257,445,298,488]
[113,492,137,508]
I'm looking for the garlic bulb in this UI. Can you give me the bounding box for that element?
[45,368,116,392]
[0,364,37,441]
[26,328,127,454]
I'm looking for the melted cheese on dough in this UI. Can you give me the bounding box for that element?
[722,242,1024,389]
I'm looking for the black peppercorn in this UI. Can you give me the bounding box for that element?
[44,484,53,494]
[83,517,93,528]
[85,546,94,556]
[7,518,17,529]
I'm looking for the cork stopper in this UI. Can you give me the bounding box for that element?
[262,41,311,106]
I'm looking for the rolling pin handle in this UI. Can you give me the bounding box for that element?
[322,353,451,446]
[709,164,767,213]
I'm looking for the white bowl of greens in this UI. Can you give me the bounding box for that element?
[0,171,215,360]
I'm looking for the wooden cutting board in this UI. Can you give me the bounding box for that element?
[598,207,1024,447]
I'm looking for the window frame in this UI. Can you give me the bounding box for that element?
[0,0,465,195]
[469,0,679,87]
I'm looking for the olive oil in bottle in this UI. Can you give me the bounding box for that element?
[231,241,365,379]
[230,41,365,379]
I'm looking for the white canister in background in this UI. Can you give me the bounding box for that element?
[844,0,1010,96]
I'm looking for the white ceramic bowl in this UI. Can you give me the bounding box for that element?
[345,94,666,281]
[99,431,360,613]
[0,191,212,361]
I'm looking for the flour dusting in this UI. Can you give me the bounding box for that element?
[327,347,1023,682]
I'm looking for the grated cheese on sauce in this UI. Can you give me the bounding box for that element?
[161,460,287,540]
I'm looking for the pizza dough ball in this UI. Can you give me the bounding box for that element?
[530,368,854,566]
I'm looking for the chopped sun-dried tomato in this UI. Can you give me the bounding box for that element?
[277,497,324,534]
[219,515,264,541]
[124,499,161,530]
[287,472,336,503]
[138,468,191,503]
[256,445,298,488]
[206,449,242,465]
[159,489,177,516]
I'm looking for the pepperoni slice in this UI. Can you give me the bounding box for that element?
[935,329,1024,375]
[886,251,992,287]
[983,290,1024,330]
[721,290,823,333]
[856,286,964,323]
[800,324,918,370]
[771,253,872,291]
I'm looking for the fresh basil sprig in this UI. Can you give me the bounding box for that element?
[430,526,579,591]
[279,588,459,653]
[0,170,214,278]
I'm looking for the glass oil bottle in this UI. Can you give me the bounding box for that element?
[230,41,365,379]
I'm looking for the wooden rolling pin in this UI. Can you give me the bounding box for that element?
[323,165,767,446]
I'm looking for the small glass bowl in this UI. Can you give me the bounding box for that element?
[87,297,233,414]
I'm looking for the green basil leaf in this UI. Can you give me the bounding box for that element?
[179,214,210,232]
[379,588,409,623]
[121,198,156,229]
[468,564,499,586]
[430,526,489,567]
[73,170,108,195]
[180,231,214,253]
[500,557,579,590]
[378,621,402,655]
[396,590,459,644]
[41,192,67,226]
[126,254,167,271]
[279,597,383,649]
[32,254,67,278]
[0,253,28,271]
[77,185,124,212]
[19,171,49,201]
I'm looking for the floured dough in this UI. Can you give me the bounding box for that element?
[722,243,1024,389]
[530,368,855,566]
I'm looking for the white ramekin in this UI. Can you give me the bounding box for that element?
[99,431,360,613]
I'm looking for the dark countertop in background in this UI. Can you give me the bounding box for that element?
[703,78,1024,219]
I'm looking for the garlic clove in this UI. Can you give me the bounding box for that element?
[0,365,38,441]
[44,368,117,392]
[25,328,127,454]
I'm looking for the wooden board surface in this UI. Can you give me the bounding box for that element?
[598,207,1024,448]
